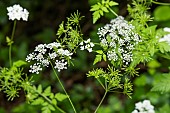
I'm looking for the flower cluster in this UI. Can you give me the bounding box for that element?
[7,4,29,21]
[26,42,73,74]
[80,38,94,52]
[132,100,155,113]
[97,16,141,65]
[159,27,170,44]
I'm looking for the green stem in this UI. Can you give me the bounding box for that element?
[152,1,170,5]
[108,7,118,17]
[50,62,77,113]
[9,20,17,66]
[94,90,108,113]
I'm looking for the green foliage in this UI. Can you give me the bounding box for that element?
[87,66,133,97]
[90,0,118,23]
[56,11,84,50]
[26,85,67,113]
[128,0,153,25]
[93,50,107,65]
[156,104,170,113]
[151,74,170,93]
[0,60,27,101]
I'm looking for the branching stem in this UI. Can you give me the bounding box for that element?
[94,90,108,113]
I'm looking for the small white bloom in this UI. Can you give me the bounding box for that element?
[57,49,73,57]
[7,4,29,21]
[54,60,67,72]
[164,27,170,32]
[80,39,94,52]
[49,52,57,59]
[46,42,61,49]
[159,34,170,44]
[35,44,46,54]
[29,63,42,74]
[132,100,155,113]
[26,53,36,62]
[35,53,44,61]
[107,51,118,61]
[41,59,49,67]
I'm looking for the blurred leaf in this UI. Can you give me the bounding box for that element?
[154,6,170,21]
[13,60,27,67]
[156,104,170,113]
[147,60,161,68]
[151,74,170,93]
[134,75,147,86]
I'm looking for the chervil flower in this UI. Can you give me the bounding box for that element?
[7,4,29,21]
[29,63,42,74]
[54,60,67,72]
[132,100,155,113]
[49,52,57,59]
[57,49,73,57]
[80,38,94,52]
[97,16,141,65]
[26,42,73,74]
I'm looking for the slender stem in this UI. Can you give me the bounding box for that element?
[108,7,118,17]
[9,20,17,66]
[94,90,108,113]
[152,1,170,5]
[50,62,77,113]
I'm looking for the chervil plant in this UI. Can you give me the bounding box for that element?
[1,0,170,113]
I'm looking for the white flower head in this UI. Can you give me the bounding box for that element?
[7,4,29,21]
[35,44,47,54]
[164,27,170,32]
[159,28,170,45]
[80,38,94,52]
[49,52,57,59]
[54,59,67,72]
[29,63,42,74]
[97,16,141,65]
[57,49,73,57]
[132,100,155,113]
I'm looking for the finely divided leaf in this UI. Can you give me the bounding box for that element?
[151,74,170,93]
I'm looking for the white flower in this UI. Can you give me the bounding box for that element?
[54,60,67,72]
[164,27,170,32]
[46,42,61,49]
[29,63,42,74]
[7,4,29,21]
[57,49,73,57]
[41,59,49,67]
[49,52,57,59]
[132,100,155,113]
[97,16,141,65]
[159,34,170,45]
[107,50,118,61]
[26,41,71,73]
[35,53,44,61]
[80,38,94,52]
[35,44,46,54]
[26,53,36,62]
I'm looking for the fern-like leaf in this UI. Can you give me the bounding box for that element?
[151,74,170,93]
